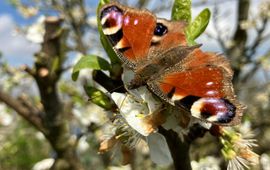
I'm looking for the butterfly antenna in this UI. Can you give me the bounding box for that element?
[109,84,126,93]
[88,84,126,101]
[119,93,128,110]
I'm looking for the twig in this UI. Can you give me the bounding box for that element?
[240,60,261,84]
[212,3,227,53]
[158,123,208,170]
[20,65,35,77]
[0,89,46,134]
[246,17,269,60]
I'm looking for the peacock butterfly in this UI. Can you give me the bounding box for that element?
[99,2,244,125]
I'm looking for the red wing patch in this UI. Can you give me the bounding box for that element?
[159,67,225,99]
[122,11,156,61]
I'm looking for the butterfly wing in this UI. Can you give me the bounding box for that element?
[148,49,243,125]
[99,2,157,69]
[100,3,243,125]
[99,2,188,69]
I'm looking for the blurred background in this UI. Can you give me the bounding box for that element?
[0,0,270,169]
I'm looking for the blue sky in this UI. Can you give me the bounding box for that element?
[0,0,99,66]
[0,0,268,67]
[0,1,22,22]
[0,0,38,25]
[0,1,40,66]
[0,0,225,67]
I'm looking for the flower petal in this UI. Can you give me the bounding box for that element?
[99,136,118,154]
[147,133,172,166]
[111,92,155,136]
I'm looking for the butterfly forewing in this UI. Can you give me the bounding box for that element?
[100,2,156,68]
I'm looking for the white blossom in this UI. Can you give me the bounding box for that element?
[220,126,259,170]
[111,87,162,136]
[191,156,221,170]
[260,154,270,170]
[32,158,54,170]
[77,136,90,153]
[71,6,84,21]
[26,16,45,43]
[88,16,98,27]
[147,133,172,166]
[0,104,13,126]
[18,6,39,18]
[108,165,131,170]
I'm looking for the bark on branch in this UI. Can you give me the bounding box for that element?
[1,16,84,170]
[33,16,84,170]
[0,89,46,134]
[227,0,250,85]
[159,124,208,170]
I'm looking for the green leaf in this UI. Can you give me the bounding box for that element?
[84,85,113,110]
[97,0,123,79]
[98,0,110,8]
[72,55,111,81]
[171,0,192,23]
[186,8,211,44]
[97,0,120,64]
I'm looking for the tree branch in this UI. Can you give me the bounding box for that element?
[0,89,46,134]
[32,16,84,170]
[212,3,227,52]
[158,124,208,170]
[246,17,269,60]
[158,126,192,170]
[240,60,261,84]
[226,0,250,86]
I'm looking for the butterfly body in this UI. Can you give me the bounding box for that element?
[128,45,199,90]
[99,2,243,125]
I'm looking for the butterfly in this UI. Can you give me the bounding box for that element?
[99,1,244,125]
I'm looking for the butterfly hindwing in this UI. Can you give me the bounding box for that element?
[147,49,243,125]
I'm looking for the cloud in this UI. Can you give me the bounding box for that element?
[0,14,40,66]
